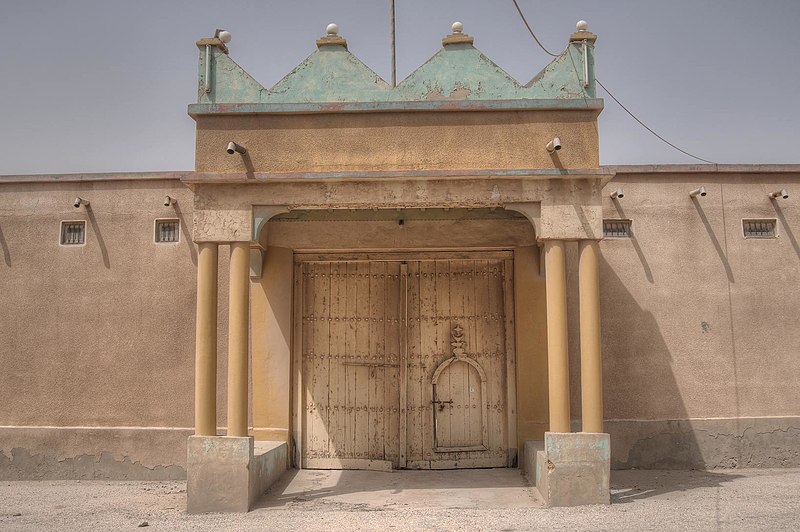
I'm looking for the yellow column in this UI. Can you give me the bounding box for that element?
[227,242,250,437]
[195,242,218,436]
[579,240,604,433]
[545,240,571,433]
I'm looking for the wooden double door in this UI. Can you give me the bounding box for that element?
[297,253,516,470]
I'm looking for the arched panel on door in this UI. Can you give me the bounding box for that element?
[431,351,489,452]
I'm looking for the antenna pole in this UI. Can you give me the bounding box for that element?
[390,0,397,87]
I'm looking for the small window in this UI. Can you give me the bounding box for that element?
[155,219,180,243]
[60,221,86,245]
[603,219,632,238]
[742,219,777,238]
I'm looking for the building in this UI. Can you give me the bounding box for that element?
[1,21,798,510]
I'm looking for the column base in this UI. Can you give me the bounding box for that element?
[533,432,610,507]
[186,436,287,513]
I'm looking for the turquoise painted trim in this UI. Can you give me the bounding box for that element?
[188,98,603,116]
[196,36,596,106]
[265,45,392,103]
[198,47,266,104]
[525,42,595,98]
[394,43,525,100]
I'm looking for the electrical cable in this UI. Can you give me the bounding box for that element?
[595,79,717,164]
[511,0,559,57]
[510,0,717,164]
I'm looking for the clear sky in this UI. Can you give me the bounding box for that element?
[1,0,798,175]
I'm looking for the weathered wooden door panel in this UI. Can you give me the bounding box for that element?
[302,261,402,469]
[300,256,509,470]
[405,259,508,469]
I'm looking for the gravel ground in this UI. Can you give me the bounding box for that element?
[1,468,799,531]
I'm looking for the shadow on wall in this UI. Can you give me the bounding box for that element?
[86,207,110,269]
[773,202,800,258]
[692,197,734,282]
[0,223,9,266]
[610,198,653,283]
[600,255,705,470]
[176,204,198,266]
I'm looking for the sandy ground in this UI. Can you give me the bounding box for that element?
[1,468,799,531]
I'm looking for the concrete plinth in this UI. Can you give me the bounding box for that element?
[533,432,610,507]
[186,436,287,513]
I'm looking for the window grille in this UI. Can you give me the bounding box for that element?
[603,219,632,238]
[155,219,180,243]
[60,221,85,245]
[742,219,776,238]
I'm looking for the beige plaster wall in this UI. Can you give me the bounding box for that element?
[3,169,799,474]
[0,179,201,476]
[513,246,549,449]
[251,245,293,443]
[190,177,605,243]
[598,172,800,420]
[195,110,600,173]
[594,171,800,467]
[264,217,536,250]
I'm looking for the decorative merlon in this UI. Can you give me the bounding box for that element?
[569,20,597,43]
[442,21,474,46]
[316,22,348,49]
[193,20,598,106]
[196,37,228,54]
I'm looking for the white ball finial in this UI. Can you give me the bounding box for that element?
[576,20,588,32]
[452,21,463,34]
[218,30,232,43]
[326,23,339,36]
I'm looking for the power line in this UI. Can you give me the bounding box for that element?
[510,0,717,164]
[595,79,717,164]
[510,0,558,57]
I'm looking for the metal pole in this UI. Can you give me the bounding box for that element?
[204,45,212,94]
[390,0,397,87]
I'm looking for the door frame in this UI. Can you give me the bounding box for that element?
[291,250,518,469]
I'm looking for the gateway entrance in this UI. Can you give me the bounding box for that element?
[296,253,516,470]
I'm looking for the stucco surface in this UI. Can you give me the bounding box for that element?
[0,427,188,480]
[2,168,799,478]
[265,217,536,250]
[190,176,605,242]
[0,179,205,478]
[0,180,197,428]
[607,416,800,469]
[513,246,549,448]
[251,246,293,443]
[194,111,599,174]
[598,172,800,421]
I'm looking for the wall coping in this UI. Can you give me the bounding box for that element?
[607,164,800,174]
[0,172,190,184]
[188,99,604,117]
[2,164,799,185]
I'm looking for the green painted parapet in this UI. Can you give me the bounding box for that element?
[193,21,598,108]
